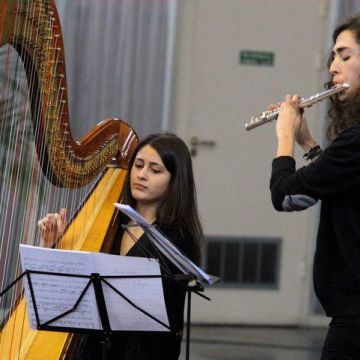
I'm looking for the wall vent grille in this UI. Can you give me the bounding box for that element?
[204,236,281,288]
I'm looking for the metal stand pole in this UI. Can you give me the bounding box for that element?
[186,289,192,360]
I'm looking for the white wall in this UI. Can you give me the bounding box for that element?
[171,0,335,325]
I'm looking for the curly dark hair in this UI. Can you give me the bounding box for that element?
[325,15,360,140]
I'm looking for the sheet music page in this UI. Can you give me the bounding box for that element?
[91,253,169,331]
[114,203,215,284]
[20,245,100,330]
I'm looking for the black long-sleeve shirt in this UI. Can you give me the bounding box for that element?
[270,126,360,316]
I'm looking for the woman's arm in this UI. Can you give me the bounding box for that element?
[270,127,360,211]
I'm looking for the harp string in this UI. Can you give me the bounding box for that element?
[0,0,98,329]
[0,3,38,327]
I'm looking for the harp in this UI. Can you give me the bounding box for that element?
[0,0,138,358]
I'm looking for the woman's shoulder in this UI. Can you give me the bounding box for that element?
[158,224,196,260]
[336,125,360,139]
[159,224,193,243]
[329,125,360,151]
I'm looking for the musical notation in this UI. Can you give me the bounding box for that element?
[19,245,169,331]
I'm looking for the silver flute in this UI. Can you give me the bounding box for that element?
[244,83,350,131]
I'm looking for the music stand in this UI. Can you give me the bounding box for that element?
[0,265,174,360]
[116,204,216,360]
[123,224,211,360]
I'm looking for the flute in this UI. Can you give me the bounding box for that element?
[244,83,350,131]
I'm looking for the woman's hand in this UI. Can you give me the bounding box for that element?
[38,208,67,247]
[276,95,302,139]
[275,95,304,157]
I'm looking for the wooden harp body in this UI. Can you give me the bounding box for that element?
[0,0,138,358]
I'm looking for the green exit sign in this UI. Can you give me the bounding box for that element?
[239,50,275,67]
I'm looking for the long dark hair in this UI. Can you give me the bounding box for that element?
[120,132,203,264]
[326,15,360,140]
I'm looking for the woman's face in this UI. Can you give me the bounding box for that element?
[130,145,171,207]
[330,30,360,100]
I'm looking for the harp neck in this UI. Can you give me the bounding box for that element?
[0,0,136,188]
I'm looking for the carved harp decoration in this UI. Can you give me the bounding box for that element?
[0,0,138,358]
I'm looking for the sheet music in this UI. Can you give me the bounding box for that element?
[20,245,100,330]
[91,253,169,331]
[20,245,169,332]
[114,203,216,284]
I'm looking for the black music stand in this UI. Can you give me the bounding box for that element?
[0,268,174,360]
[1,267,209,360]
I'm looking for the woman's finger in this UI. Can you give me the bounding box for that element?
[37,219,47,231]
[59,208,67,226]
